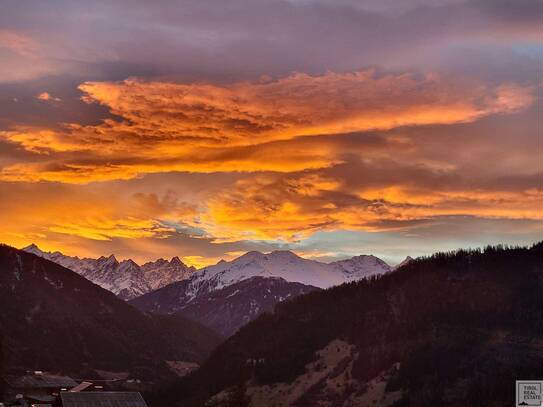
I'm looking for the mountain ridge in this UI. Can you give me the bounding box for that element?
[131,276,319,336]
[22,244,394,300]
[22,244,196,299]
[185,249,392,297]
[0,244,221,381]
[131,250,390,336]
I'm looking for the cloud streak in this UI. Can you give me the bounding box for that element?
[200,161,543,242]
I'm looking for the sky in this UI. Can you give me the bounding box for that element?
[1,0,543,267]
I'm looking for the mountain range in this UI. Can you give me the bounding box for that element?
[131,250,392,335]
[0,244,221,382]
[187,250,392,293]
[153,243,543,407]
[22,244,396,336]
[5,240,542,407]
[23,244,196,300]
[23,245,395,300]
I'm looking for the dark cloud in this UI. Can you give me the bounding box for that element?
[1,0,543,83]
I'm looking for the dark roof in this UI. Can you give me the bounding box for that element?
[5,374,78,389]
[26,393,56,402]
[60,392,148,407]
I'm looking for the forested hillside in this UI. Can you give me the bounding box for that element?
[152,243,543,406]
[0,244,221,382]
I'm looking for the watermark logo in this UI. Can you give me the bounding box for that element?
[517,381,543,406]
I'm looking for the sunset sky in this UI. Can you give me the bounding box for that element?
[1,0,543,266]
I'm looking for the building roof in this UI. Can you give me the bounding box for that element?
[5,374,78,389]
[60,392,148,407]
[69,382,93,393]
[26,393,56,403]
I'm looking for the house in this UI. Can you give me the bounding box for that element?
[3,372,148,407]
[4,373,78,405]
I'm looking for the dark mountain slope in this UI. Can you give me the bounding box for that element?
[0,244,221,381]
[177,277,318,337]
[155,243,543,407]
[130,279,192,314]
[131,277,319,337]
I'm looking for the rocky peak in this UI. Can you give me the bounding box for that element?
[22,243,44,256]
[170,256,185,267]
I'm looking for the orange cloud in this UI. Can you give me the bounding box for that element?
[79,73,532,144]
[0,183,194,255]
[36,92,61,102]
[0,70,533,183]
[48,217,174,241]
[0,128,82,154]
[0,70,539,256]
[198,169,543,242]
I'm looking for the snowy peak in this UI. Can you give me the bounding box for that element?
[331,255,392,280]
[228,250,302,266]
[141,258,168,268]
[170,256,185,267]
[233,251,266,265]
[22,244,397,301]
[97,254,119,270]
[192,249,327,290]
[22,244,195,299]
[189,250,392,296]
[268,250,302,260]
[22,243,45,256]
[118,259,139,271]
[141,255,196,291]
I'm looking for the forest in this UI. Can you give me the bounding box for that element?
[150,243,543,406]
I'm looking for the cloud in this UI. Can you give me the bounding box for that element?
[3,0,543,83]
[79,73,531,144]
[199,158,543,242]
[0,29,61,83]
[179,98,543,244]
[36,92,61,102]
[0,29,36,56]
[0,70,533,182]
[0,182,178,242]
[287,0,467,15]
[0,177,286,265]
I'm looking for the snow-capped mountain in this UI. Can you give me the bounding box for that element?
[22,244,195,300]
[330,254,393,281]
[132,251,391,335]
[186,250,391,298]
[22,244,393,302]
[141,257,196,291]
